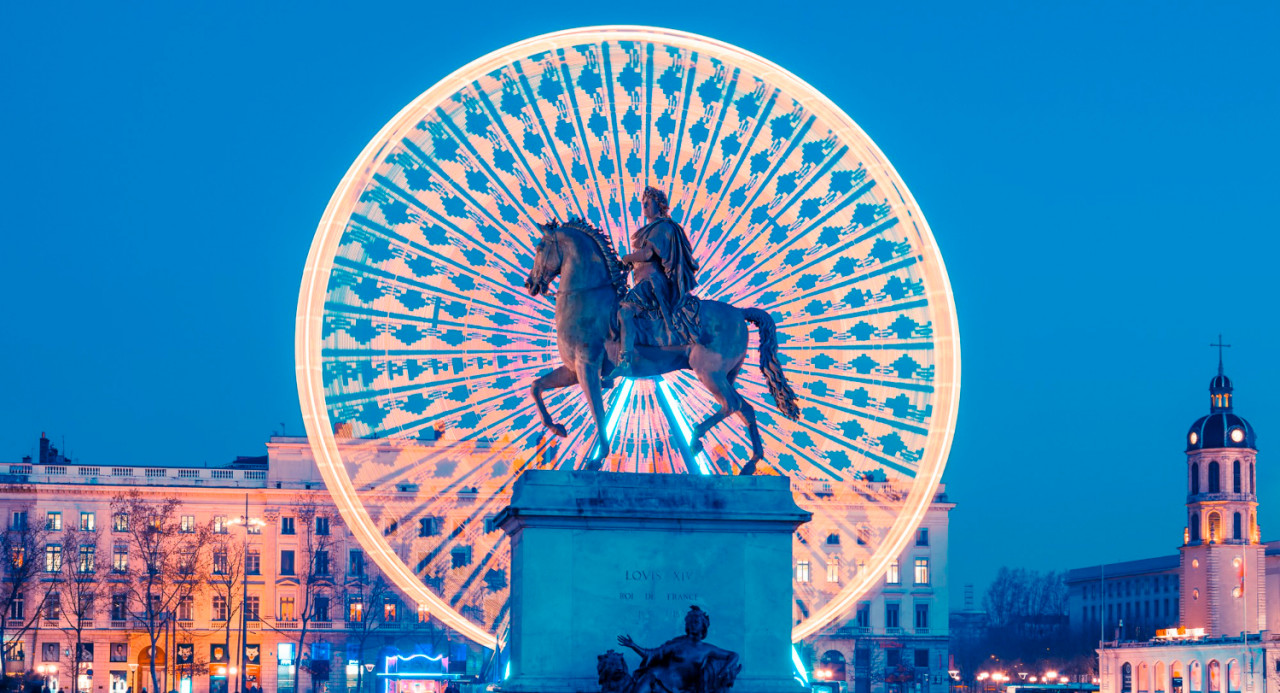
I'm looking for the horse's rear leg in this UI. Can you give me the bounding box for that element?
[689,369,742,455]
[734,399,765,476]
[530,366,578,438]
[576,360,610,471]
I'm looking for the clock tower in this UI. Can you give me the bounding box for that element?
[1179,345,1262,637]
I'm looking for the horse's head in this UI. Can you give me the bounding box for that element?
[524,219,562,297]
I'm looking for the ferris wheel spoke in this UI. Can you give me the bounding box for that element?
[696,135,849,293]
[508,62,590,221]
[548,47,624,239]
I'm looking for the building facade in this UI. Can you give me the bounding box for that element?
[0,434,951,693]
[1091,360,1280,693]
[0,435,471,693]
[803,486,953,693]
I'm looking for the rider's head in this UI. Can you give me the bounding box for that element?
[642,186,670,220]
[684,605,709,641]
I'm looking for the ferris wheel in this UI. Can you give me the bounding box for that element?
[296,26,960,650]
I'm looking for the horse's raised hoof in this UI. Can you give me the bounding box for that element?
[548,423,567,438]
[739,460,758,476]
[690,438,704,455]
[581,457,606,472]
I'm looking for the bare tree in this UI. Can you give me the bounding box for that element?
[345,572,393,693]
[0,503,53,674]
[208,533,245,664]
[112,492,211,693]
[54,523,104,691]
[279,498,336,693]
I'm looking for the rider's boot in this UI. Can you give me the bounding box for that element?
[607,306,639,379]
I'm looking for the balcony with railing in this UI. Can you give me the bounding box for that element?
[1,464,269,489]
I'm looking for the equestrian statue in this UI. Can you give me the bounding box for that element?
[523,186,800,474]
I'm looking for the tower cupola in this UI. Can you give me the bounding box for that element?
[1187,336,1256,451]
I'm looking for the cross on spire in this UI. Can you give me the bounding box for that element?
[1210,334,1231,375]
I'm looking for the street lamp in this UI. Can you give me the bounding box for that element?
[365,662,376,693]
[228,497,265,693]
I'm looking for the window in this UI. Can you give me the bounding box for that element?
[885,602,900,628]
[827,557,840,583]
[45,544,62,573]
[418,605,430,623]
[314,596,330,622]
[1191,512,1201,541]
[245,595,260,621]
[212,550,228,575]
[315,516,330,536]
[451,547,471,568]
[1234,460,1242,493]
[915,648,929,667]
[246,549,261,575]
[8,596,22,621]
[246,521,261,535]
[3,641,24,663]
[12,511,27,531]
[112,544,128,574]
[213,516,228,534]
[916,527,929,546]
[10,547,25,570]
[347,596,363,623]
[46,512,62,531]
[112,513,128,532]
[419,517,440,537]
[384,519,399,536]
[825,533,840,546]
[886,559,900,585]
[79,512,95,531]
[915,602,930,629]
[855,602,870,628]
[78,544,95,573]
[1209,461,1221,493]
[110,594,127,621]
[279,596,295,620]
[180,515,195,533]
[281,517,295,535]
[383,598,398,622]
[212,595,228,621]
[177,595,193,621]
[797,560,810,583]
[314,550,330,576]
[1234,513,1242,541]
[43,594,59,620]
[349,549,364,577]
[280,550,295,576]
[886,648,901,669]
[914,558,930,585]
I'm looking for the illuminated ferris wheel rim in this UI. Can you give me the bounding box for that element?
[295,25,961,649]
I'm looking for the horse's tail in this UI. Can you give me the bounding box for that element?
[742,307,800,420]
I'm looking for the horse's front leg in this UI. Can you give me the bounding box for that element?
[575,359,609,471]
[530,366,578,438]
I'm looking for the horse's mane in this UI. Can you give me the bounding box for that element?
[554,217,628,300]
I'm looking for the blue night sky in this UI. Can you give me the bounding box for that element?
[3,2,1278,600]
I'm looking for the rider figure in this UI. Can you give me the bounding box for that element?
[610,186,699,379]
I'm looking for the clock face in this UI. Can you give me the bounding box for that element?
[1231,428,1246,443]
[1189,431,1199,445]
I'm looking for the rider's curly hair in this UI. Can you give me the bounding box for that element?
[642,186,670,217]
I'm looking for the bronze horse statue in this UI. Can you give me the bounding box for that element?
[523,217,800,474]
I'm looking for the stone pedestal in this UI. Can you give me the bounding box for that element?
[495,470,811,693]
